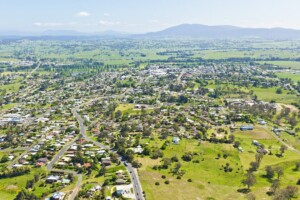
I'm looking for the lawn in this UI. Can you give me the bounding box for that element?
[259,61,300,70]
[0,82,23,94]
[115,104,135,112]
[276,72,300,82]
[251,87,298,104]
[205,81,299,104]
[0,103,18,111]
[137,128,300,200]
[138,138,245,200]
[0,167,47,200]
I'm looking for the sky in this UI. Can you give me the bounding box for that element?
[1,0,300,33]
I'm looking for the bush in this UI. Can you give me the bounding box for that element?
[161,175,166,179]
[164,180,170,184]
[182,152,193,162]
[155,182,160,186]
[188,179,192,182]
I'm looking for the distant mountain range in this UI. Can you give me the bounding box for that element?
[1,24,300,39]
[138,24,300,39]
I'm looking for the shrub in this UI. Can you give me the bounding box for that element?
[164,180,170,184]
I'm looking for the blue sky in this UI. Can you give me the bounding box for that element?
[1,0,299,33]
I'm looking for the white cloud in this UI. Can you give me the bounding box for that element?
[33,22,77,27]
[76,11,91,17]
[99,20,120,26]
[103,13,110,16]
[33,22,64,27]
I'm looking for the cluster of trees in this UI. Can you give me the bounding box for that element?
[14,189,38,200]
[160,93,189,104]
[26,174,40,189]
[242,155,299,199]
[0,167,30,178]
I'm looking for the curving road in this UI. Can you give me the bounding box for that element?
[71,109,108,149]
[72,108,144,200]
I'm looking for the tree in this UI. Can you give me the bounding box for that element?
[274,186,298,200]
[34,174,39,183]
[265,166,275,179]
[125,149,134,163]
[98,166,106,176]
[280,145,288,156]
[26,180,34,189]
[295,162,300,171]
[276,88,282,94]
[182,152,193,162]
[270,179,280,194]
[233,141,241,148]
[161,158,172,169]
[255,153,264,164]
[171,155,179,162]
[274,166,284,180]
[143,146,150,156]
[249,161,259,172]
[229,134,235,143]
[151,149,163,159]
[120,124,129,137]
[242,172,256,190]
[14,190,26,200]
[14,189,38,200]
[0,155,9,163]
[143,129,152,137]
[178,95,188,104]
[115,110,122,120]
[285,185,298,199]
[172,162,182,175]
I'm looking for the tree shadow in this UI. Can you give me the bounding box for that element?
[237,188,250,194]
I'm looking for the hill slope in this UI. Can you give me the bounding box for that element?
[139,24,300,39]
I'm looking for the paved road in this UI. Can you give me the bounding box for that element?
[69,174,82,200]
[50,169,82,200]
[47,135,79,171]
[71,109,108,149]
[72,109,144,200]
[28,62,41,76]
[177,70,185,83]
[127,163,144,200]
[46,135,82,200]
[8,143,35,168]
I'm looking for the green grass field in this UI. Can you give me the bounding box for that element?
[0,168,47,200]
[0,83,23,94]
[276,72,300,82]
[252,87,298,104]
[259,61,300,70]
[137,127,300,200]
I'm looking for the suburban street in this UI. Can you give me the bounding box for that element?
[127,163,144,200]
[46,135,79,171]
[72,108,144,200]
